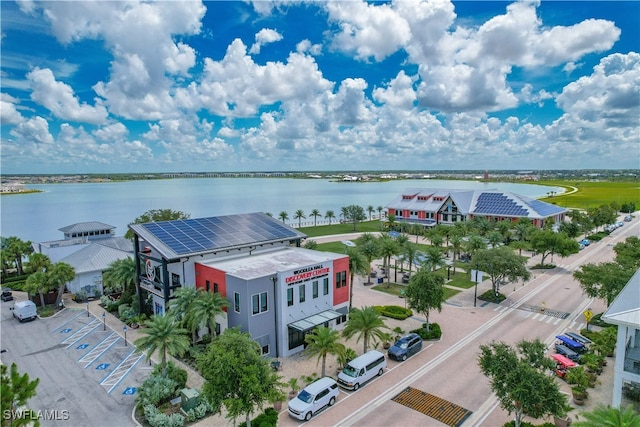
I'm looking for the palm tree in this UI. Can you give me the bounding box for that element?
[472,217,493,236]
[402,242,420,275]
[293,209,306,228]
[192,291,228,338]
[310,209,321,227]
[357,238,379,285]
[325,210,335,225]
[376,206,384,220]
[25,271,50,307]
[49,262,75,306]
[340,206,349,223]
[367,205,374,221]
[422,247,446,272]
[377,235,399,287]
[487,231,504,248]
[304,326,346,377]
[102,257,136,295]
[465,234,487,256]
[134,315,190,378]
[342,306,388,354]
[278,211,289,223]
[346,247,368,309]
[450,234,463,274]
[168,287,200,344]
[2,237,33,275]
[572,404,640,426]
[26,253,51,274]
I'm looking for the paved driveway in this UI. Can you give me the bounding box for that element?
[0,304,151,426]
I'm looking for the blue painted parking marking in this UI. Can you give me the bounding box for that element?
[76,344,89,349]
[51,309,85,332]
[123,387,136,395]
[96,363,110,370]
[60,328,72,333]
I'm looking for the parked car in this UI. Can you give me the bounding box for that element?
[337,350,386,390]
[388,333,423,361]
[287,377,339,421]
[624,215,632,222]
[579,239,590,246]
[617,221,624,228]
[1,288,14,302]
[11,300,37,322]
[402,273,411,283]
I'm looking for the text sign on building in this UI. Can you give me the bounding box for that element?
[285,264,330,286]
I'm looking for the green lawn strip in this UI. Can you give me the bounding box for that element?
[371,282,460,301]
[299,220,384,237]
[537,180,639,210]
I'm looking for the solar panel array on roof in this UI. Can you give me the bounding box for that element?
[527,199,564,216]
[474,193,529,217]
[140,214,301,256]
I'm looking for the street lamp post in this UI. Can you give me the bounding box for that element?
[473,270,478,308]
[86,301,89,317]
[123,325,127,347]
[102,311,106,331]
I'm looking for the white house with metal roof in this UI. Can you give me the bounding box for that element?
[602,268,640,407]
[385,188,567,228]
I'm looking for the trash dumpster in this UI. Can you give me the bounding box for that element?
[180,388,200,412]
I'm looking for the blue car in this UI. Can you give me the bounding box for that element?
[388,333,422,361]
[579,239,590,246]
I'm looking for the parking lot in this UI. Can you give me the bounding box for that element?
[1,298,151,426]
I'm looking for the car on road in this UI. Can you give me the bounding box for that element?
[388,333,423,361]
[288,377,339,421]
[616,221,624,228]
[1,288,14,301]
[579,239,590,246]
[624,215,632,222]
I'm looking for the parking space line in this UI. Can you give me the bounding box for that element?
[79,333,119,368]
[61,319,101,345]
[99,350,145,393]
[50,309,85,332]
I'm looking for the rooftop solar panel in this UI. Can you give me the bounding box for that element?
[135,212,306,258]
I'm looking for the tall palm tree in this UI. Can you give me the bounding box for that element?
[342,306,388,354]
[377,235,399,287]
[346,247,368,309]
[422,247,446,272]
[134,315,190,378]
[367,205,374,221]
[293,209,306,228]
[402,242,420,275]
[340,206,349,222]
[168,287,200,344]
[26,253,51,274]
[450,234,463,274]
[278,211,289,223]
[310,209,321,227]
[102,257,136,295]
[304,326,346,377]
[465,234,487,256]
[487,231,504,248]
[49,262,75,306]
[358,239,379,285]
[192,291,228,338]
[376,206,384,220]
[2,237,33,275]
[325,210,335,225]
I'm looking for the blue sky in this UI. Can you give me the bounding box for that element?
[1,0,638,174]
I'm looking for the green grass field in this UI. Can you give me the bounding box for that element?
[538,180,639,210]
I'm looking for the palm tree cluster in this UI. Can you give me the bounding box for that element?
[275,205,384,227]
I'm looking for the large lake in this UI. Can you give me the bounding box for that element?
[1,178,563,242]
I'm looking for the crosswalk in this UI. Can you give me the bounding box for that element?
[492,305,585,329]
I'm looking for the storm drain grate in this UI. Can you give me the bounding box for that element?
[520,304,570,319]
[392,387,472,427]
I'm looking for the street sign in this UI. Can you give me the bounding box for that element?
[96,363,110,370]
[123,387,137,395]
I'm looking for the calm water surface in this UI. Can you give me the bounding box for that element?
[1,178,563,242]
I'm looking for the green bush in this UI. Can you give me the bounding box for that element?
[1,274,30,284]
[411,323,442,340]
[185,399,212,423]
[477,290,507,303]
[373,305,413,320]
[531,263,556,270]
[238,408,278,427]
[143,404,184,427]
[151,362,187,391]
[137,375,178,407]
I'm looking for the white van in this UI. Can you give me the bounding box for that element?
[287,377,339,421]
[337,350,386,390]
[12,300,37,322]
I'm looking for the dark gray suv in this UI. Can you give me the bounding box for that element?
[388,333,422,361]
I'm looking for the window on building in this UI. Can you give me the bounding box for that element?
[312,281,319,298]
[234,292,240,313]
[336,271,347,288]
[323,278,329,295]
[288,327,305,350]
[251,292,268,315]
[299,284,306,303]
[261,344,269,355]
[206,280,210,292]
[213,283,219,293]
[287,288,293,306]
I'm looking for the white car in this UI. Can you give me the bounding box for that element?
[288,377,339,421]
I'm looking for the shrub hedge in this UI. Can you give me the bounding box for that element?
[477,290,506,303]
[373,305,413,320]
[411,323,442,340]
[238,408,278,427]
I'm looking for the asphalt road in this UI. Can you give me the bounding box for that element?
[281,214,638,427]
[0,304,152,426]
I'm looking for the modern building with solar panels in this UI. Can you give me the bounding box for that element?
[128,212,350,358]
[386,188,567,228]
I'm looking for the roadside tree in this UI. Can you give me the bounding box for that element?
[342,306,388,354]
[324,210,335,225]
[478,339,569,427]
[404,268,445,331]
[310,209,321,227]
[613,236,640,270]
[367,205,374,220]
[278,211,289,223]
[304,326,346,377]
[346,247,368,309]
[134,315,190,378]
[125,209,190,239]
[587,204,617,232]
[573,262,634,307]
[1,236,33,276]
[342,205,366,231]
[529,229,579,266]
[199,328,284,427]
[471,247,530,296]
[1,363,40,427]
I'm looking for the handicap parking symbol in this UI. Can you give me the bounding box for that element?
[96,363,110,370]
[76,344,89,349]
[60,328,72,333]
[123,387,136,395]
